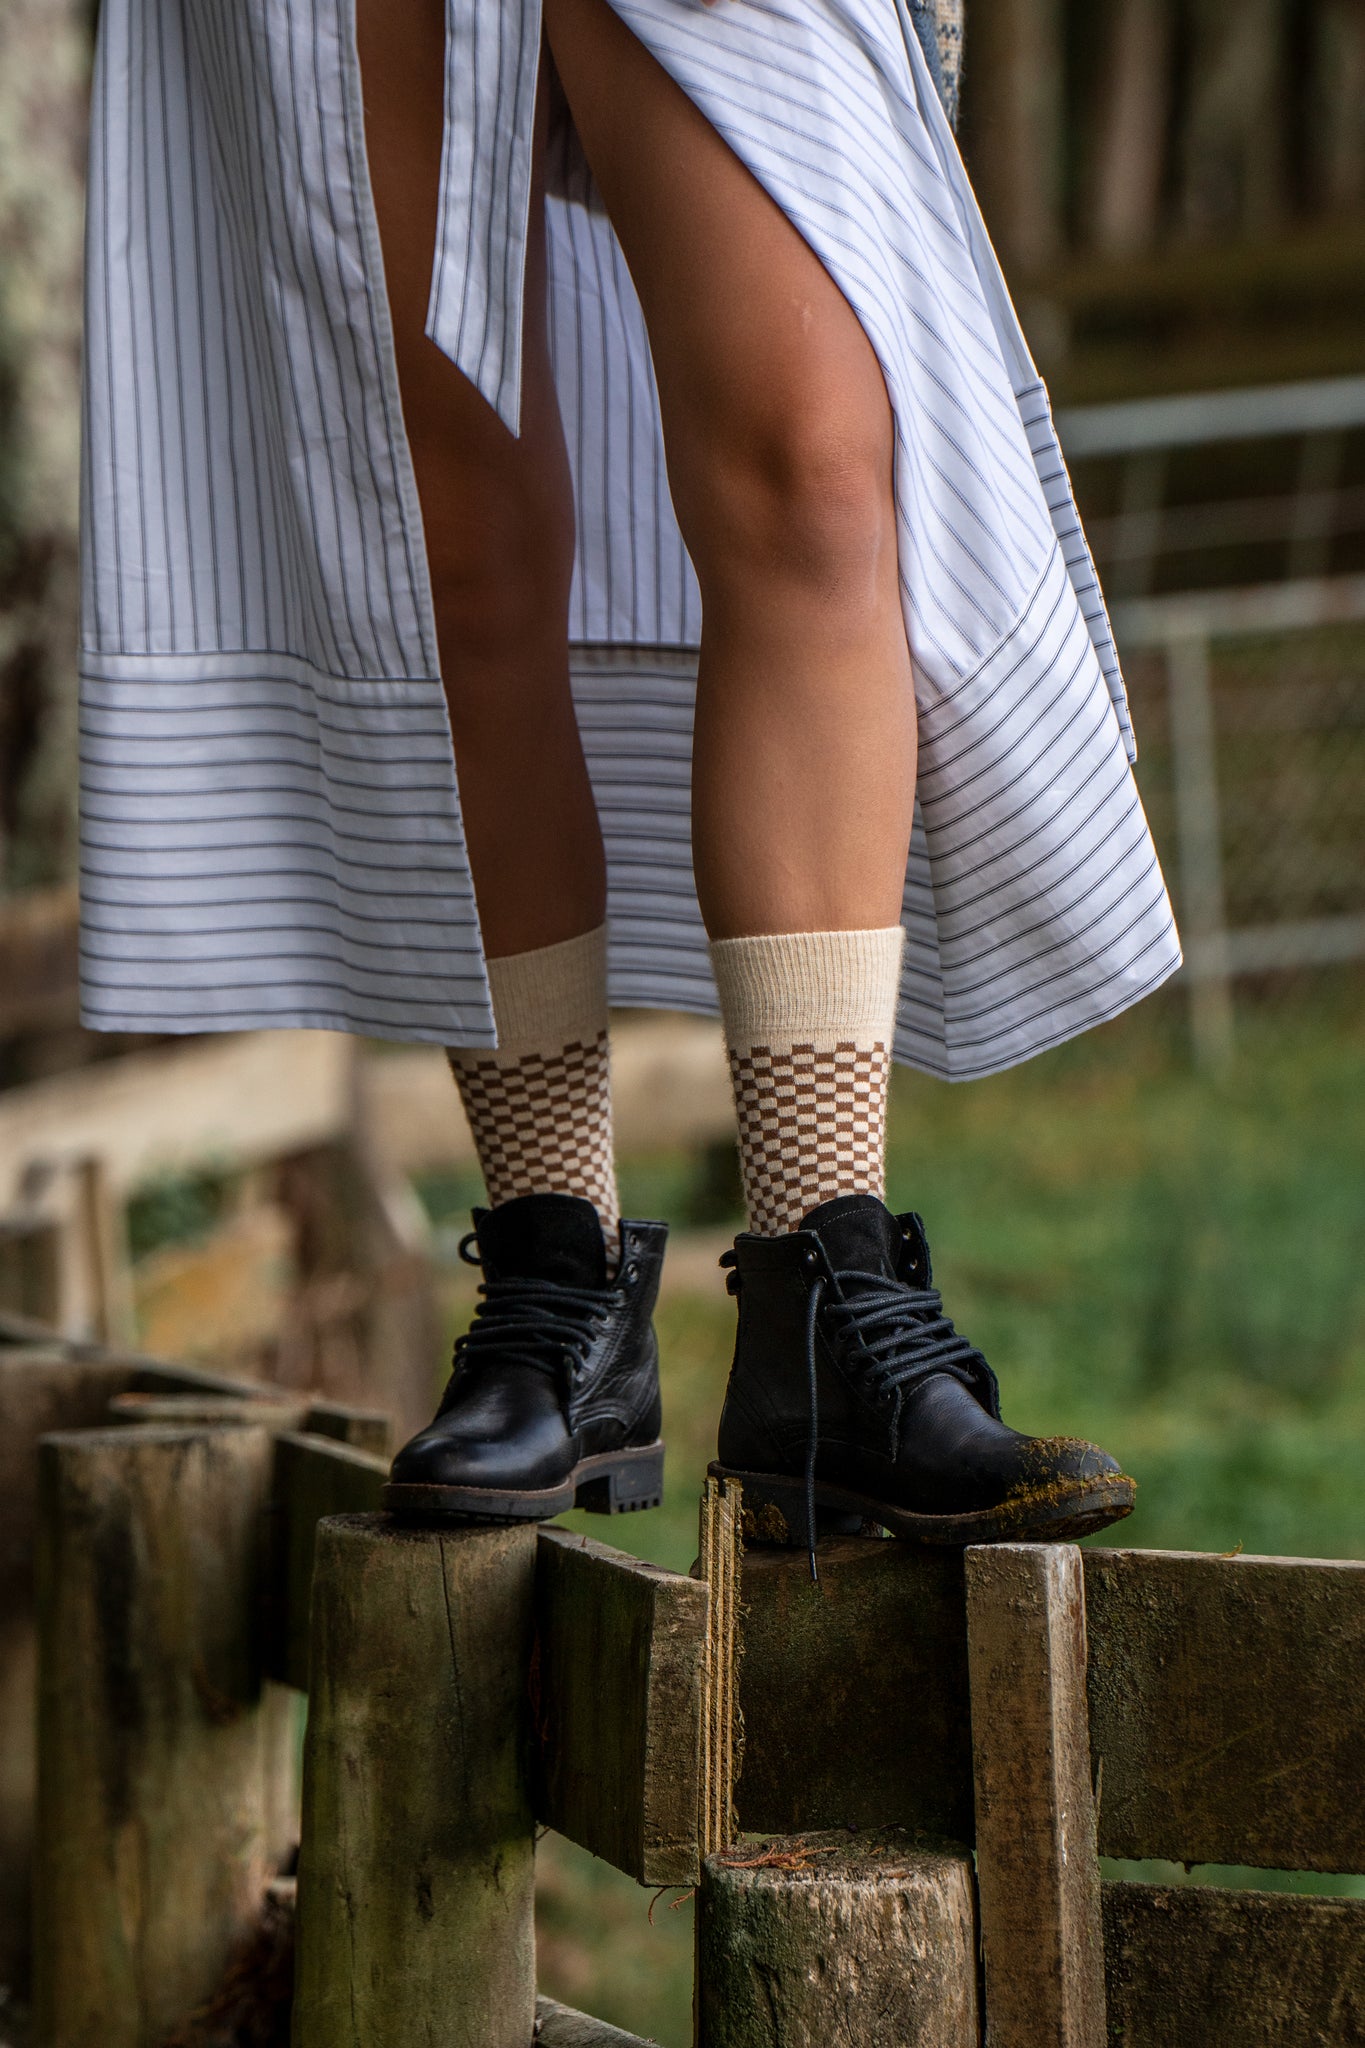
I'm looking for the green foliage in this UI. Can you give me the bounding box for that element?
[126,1167,231,1262]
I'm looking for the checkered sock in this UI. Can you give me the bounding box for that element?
[710,928,905,1237]
[448,926,619,1241]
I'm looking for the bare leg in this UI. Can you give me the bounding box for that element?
[356,0,604,958]
[543,0,916,939]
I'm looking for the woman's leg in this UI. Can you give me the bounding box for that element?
[545,0,1135,1550]
[544,0,916,944]
[360,0,622,1229]
[545,0,912,1234]
[356,0,600,961]
[361,2,666,1523]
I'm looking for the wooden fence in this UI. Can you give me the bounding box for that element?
[4,1320,1364,2045]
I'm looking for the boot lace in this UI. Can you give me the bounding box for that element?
[438,1231,618,1405]
[798,1254,991,1582]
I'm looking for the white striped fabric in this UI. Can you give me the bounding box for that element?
[78,0,1181,1077]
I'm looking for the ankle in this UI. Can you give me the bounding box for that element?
[710,926,904,1235]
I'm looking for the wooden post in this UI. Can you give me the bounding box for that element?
[0,1343,240,1995]
[965,1543,1105,2048]
[33,1424,298,2048]
[292,1514,538,2048]
[697,1832,980,2047]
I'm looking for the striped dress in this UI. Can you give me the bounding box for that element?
[78,0,1181,1079]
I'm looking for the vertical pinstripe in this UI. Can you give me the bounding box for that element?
[79,0,1180,1077]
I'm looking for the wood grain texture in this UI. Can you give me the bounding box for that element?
[535,1997,657,2047]
[301,1398,392,1456]
[0,1030,353,1210]
[33,1425,297,2048]
[0,1346,263,1993]
[267,1431,387,1691]
[698,1475,742,1857]
[696,1832,980,2048]
[1102,1881,1365,2044]
[735,1536,973,1841]
[1084,1547,1365,1870]
[293,1515,538,2048]
[966,1543,1105,2048]
[534,1527,709,1884]
[108,1390,313,1430]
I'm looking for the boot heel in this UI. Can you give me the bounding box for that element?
[576,1443,665,1515]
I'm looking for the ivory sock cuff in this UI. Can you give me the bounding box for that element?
[709,927,905,1053]
[482,924,609,1059]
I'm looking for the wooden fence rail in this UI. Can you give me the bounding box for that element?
[4,1328,1364,2045]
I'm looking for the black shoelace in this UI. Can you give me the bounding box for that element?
[800,1257,989,1581]
[440,1230,617,1402]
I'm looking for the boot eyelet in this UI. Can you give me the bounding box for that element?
[802,1250,820,1273]
[625,1261,639,1283]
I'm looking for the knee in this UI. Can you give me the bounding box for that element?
[680,394,897,606]
[416,446,575,669]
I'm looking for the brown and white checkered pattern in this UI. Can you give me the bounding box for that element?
[729,1038,891,1237]
[449,1027,619,1237]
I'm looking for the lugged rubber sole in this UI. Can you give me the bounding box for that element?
[383,1440,666,1525]
[709,1459,1136,1549]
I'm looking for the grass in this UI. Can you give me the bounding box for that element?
[426,993,1365,2043]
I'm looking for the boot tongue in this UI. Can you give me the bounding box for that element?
[473,1193,609,1289]
[800,1193,902,1279]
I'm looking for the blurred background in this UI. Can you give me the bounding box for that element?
[1,2,1363,2043]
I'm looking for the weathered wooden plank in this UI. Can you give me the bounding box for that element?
[1102,1881,1365,2045]
[966,1544,1105,2048]
[735,1536,973,1841]
[535,1998,656,2048]
[33,1425,298,2048]
[1084,1548,1365,1870]
[0,1346,265,1992]
[698,1475,742,1857]
[292,1515,538,2048]
[108,1390,314,1430]
[268,1431,387,1691]
[302,1397,392,1456]
[108,1389,388,1450]
[696,1833,980,2048]
[534,1527,709,1885]
[0,1029,353,1210]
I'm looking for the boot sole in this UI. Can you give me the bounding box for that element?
[709,1460,1136,1548]
[383,1441,666,1526]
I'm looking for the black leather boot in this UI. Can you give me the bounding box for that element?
[384,1193,667,1522]
[711,1193,1134,1560]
